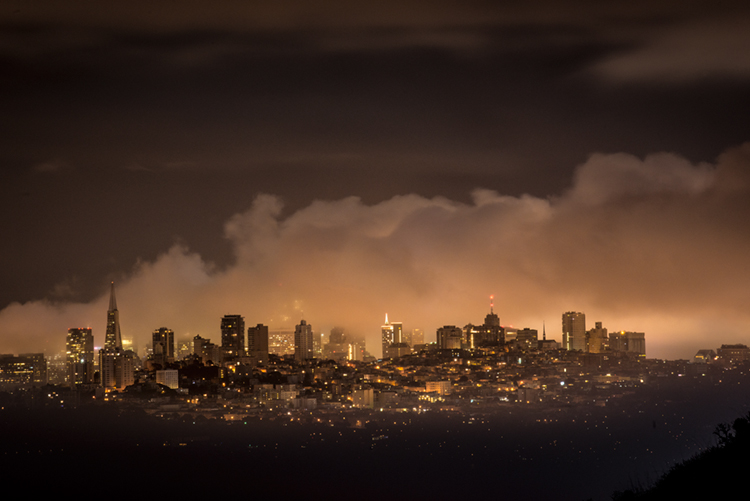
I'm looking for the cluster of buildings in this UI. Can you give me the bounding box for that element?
[561,311,645,356]
[3,284,748,417]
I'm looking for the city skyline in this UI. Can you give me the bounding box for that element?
[2,2,750,359]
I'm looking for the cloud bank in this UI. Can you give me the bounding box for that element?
[2,143,750,359]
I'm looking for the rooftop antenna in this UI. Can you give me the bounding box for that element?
[543,321,546,341]
[490,295,494,315]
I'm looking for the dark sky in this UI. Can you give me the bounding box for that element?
[2,1,750,358]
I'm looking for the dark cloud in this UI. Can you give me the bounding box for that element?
[2,1,750,359]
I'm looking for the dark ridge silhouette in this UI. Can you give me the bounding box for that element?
[613,412,750,500]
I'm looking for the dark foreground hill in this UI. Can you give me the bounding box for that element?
[614,412,750,500]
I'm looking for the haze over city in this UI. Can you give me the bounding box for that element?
[2,1,750,359]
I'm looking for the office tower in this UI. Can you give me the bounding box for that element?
[348,340,365,361]
[0,353,48,384]
[476,296,503,346]
[323,327,349,362]
[586,321,608,353]
[410,328,424,346]
[329,326,346,344]
[294,320,314,362]
[193,334,221,364]
[193,335,208,358]
[609,331,646,357]
[221,314,245,359]
[104,282,122,351]
[381,314,394,358]
[152,327,175,366]
[516,328,538,350]
[386,342,411,359]
[562,311,586,351]
[485,295,500,327]
[66,327,94,386]
[391,322,403,344]
[437,325,463,350]
[100,282,135,391]
[268,329,295,356]
[248,324,270,363]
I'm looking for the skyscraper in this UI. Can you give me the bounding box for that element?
[474,296,502,346]
[294,319,313,362]
[586,321,608,353]
[104,282,122,351]
[410,328,424,347]
[66,327,94,386]
[562,311,586,351]
[220,314,245,359]
[100,282,135,391]
[437,325,463,349]
[381,314,394,359]
[248,324,269,363]
[152,327,175,366]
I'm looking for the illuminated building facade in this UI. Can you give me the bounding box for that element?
[437,325,463,350]
[99,282,135,391]
[381,314,404,358]
[0,353,47,384]
[155,369,179,389]
[608,331,646,357]
[381,314,394,358]
[294,320,314,362]
[194,335,222,364]
[66,327,94,386]
[473,297,503,346]
[104,282,122,351]
[152,327,175,367]
[220,315,245,359]
[515,328,538,350]
[716,344,750,366]
[586,321,608,353]
[562,311,586,351]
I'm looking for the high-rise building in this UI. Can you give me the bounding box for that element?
[66,327,94,386]
[515,328,538,350]
[248,324,269,363]
[437,325,463,349]
[586,321,608,353]
[268,329,295,356]
[381,314,394,358]
[474,296,503,346]
[608,331,646,357]
[380,314,403,358]
[152,327,175,367]
[221,315,245,359]
[562,312,586,351]
[100,282,135,391]
[391,322,403,344]
[323,327,349,362]
[0,353,47,384]
[193,334,222,364]
[104,282,122,351]
[410,328,424,347]
[485,295,500,327]
[294,320,314,362]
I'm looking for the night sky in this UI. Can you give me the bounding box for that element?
[2,1,750,358]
